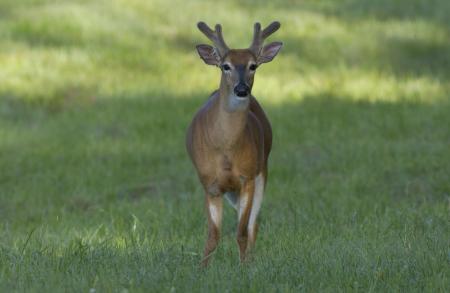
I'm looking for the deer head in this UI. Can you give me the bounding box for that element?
[196,21,282,109]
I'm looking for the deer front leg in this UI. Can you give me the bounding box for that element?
[247,172,265,250]
[237,178,255,262]
[202,194,223,267]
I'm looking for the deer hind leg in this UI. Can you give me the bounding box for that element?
[202,194,223,267]
[237,178,255,262]
[248,173,264,250]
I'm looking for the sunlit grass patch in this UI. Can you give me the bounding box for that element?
[0,0,448,104]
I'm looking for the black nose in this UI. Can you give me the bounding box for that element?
[234,84,250,97]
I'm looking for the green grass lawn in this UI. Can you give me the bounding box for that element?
[0,0,449,291]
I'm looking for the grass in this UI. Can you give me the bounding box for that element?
[0,0,449,291]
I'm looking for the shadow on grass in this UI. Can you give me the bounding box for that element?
[1,92,448,212]
[1,91,449,291]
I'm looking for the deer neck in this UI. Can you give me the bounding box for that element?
[207,77,250,149]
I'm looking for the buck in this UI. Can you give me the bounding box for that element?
[186,21,282,266]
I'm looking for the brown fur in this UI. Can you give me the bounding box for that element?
[186,22,281,266]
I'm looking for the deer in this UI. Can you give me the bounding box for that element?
[185,21,282,266]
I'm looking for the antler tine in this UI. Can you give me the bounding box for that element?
[262,21,280,39]
[197,21,215,39]
[197,21,229,56]
[249,21,281,55]
[249,22,262,53]
[214,24,229,53]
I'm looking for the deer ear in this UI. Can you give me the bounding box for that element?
[257,42,283,64]
[196,44,221,66]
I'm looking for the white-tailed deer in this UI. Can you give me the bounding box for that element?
[186,21,282,266]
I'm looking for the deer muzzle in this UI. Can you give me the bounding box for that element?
[234,83,250,97]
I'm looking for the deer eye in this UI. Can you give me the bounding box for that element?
[221,64,231,71]
[249,64,258,71]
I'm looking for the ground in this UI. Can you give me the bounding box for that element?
[0,0,449,291]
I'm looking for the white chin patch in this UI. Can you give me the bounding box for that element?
[228,94,250,111]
